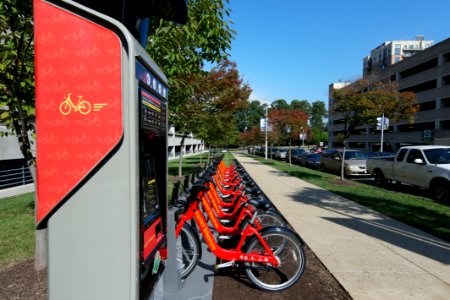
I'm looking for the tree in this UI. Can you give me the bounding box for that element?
[192,60,251,146]
[271,99,290,110]
[0,0,48,271]
[145,0,236,175]
[146,0,236,126]
[290,99,311,115]
[309,100,327,145]
[239,127,264,147]
[0,1,35,172]
[245,100,265,129]
[331,78,418,180]
[268,109,309,146]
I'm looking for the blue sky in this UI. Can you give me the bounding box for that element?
[226,0,450,106]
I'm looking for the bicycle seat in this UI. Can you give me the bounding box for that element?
[248,196,271,211]
[245,186,261,196]
[189,184,210,199]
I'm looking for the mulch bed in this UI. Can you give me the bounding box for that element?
[213,245,351,300]
[0,260,47,300]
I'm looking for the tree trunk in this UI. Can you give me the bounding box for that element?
[340,143,347,181]
[178,133,187,177]
[16,128,48,271]
[27,163,48,271]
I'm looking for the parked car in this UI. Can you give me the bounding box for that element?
[365,151,395,158]
[273,148,288,160]
[269,147,279,159]
[310,147,323,154]
[320,149,370,176]
[367,145,450,202]
[300,153,321,168]
[285,148,307,163]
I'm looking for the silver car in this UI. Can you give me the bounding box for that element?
[274,148,288,160]
[320,149,370,176]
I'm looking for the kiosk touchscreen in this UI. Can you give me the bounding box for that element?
[33,0,187,299]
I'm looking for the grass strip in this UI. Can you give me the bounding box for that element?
[0,193,35,270]
[244,153,450,242]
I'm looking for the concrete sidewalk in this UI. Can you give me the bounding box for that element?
[234,153,450,300]
[0,183,34,199]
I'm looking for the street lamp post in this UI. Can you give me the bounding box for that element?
[286,125,292,166]
[300,127,305,147]
[264,105,269,159]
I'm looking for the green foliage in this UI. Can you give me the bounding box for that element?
[244,100,265,129]
[146,0,235,123]
[0,0,35,163]
[331,78,417,144]
[170,60,251,147]
[290,99,311,115]
[310,101,327,129]
[270,99,290,110]
[308,100,327,145]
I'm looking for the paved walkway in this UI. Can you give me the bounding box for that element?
[234,153,450,300]
[0,183,34,199]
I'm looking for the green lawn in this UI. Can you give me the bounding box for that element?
[246,153,450,242]
[0,193,35,270]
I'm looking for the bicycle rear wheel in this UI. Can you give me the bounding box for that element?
[243,227,305,291]
[177,223,200,279]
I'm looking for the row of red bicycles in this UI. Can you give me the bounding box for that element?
[173,158,306,292]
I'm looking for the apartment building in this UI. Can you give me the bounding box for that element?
[363,35,434,77]
[329,37,450,151]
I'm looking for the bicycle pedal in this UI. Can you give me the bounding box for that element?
[214,261,234,271]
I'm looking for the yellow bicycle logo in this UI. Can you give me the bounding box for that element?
[59,93,91,115]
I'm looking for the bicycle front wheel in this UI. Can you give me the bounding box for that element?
[256,210,286,228]
[243,227,305,291]
[177,223,200,279]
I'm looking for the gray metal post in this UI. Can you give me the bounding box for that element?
[163,207,182,293]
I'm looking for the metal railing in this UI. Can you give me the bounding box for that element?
[0,160,33,190]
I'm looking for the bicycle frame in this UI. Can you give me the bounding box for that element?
[208,181,245,209]
[201,192,259,235]
[206,187,248,220]
[176,192,279,266]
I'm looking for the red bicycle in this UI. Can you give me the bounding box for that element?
[175,185,306,291]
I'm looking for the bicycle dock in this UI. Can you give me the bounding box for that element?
[33,1,305,299]
[34,1,189,298]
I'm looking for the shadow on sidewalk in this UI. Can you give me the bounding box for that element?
[287,186,450,265]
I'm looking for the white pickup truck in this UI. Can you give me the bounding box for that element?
[366,145,450,203]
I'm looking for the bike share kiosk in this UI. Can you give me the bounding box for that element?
[34,0,187,299]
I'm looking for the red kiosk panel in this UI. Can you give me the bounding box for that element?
[34,0,123,225]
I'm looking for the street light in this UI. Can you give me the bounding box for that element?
[286,125,292,166]
[299,127,306,147]
[264,105,270,159]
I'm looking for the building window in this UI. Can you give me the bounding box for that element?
[395,56,401,63]
[395,44,401,55]
[442,97,450,108]
[418,100,436,111]
[443,74,450,85]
